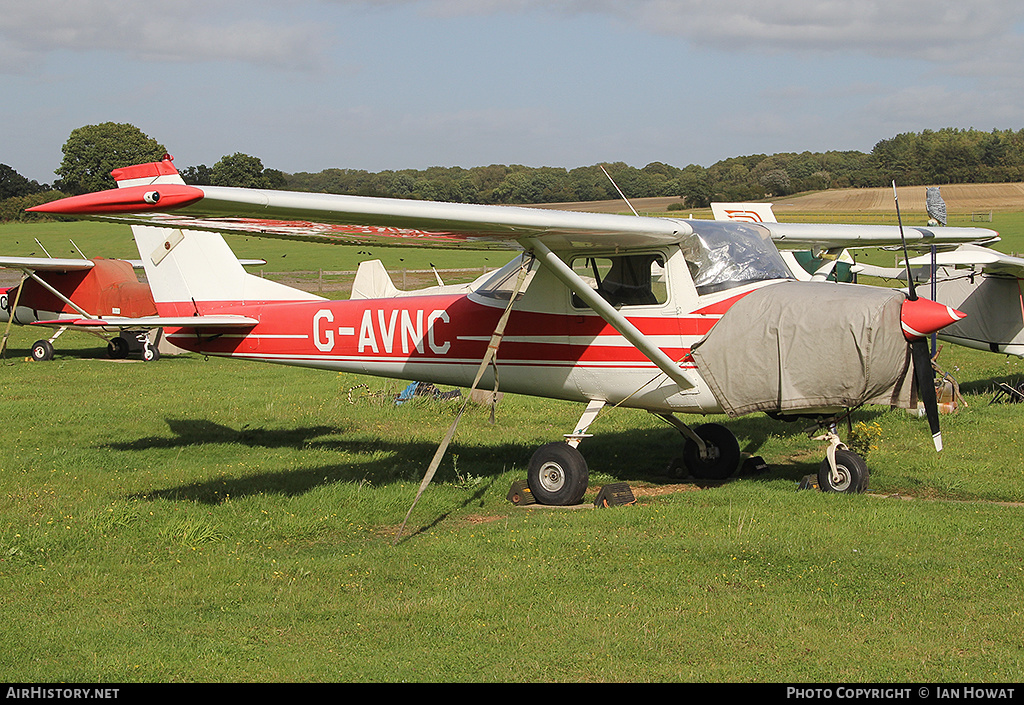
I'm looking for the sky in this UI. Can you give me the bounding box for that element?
[2,0,1024,185]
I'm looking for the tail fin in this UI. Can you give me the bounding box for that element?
[710,202,777,223]
[116,158,323,312]
[351,260,400,299]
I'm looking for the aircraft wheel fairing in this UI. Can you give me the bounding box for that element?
[682,423,741,479]
[107,336,130,359]
[31,339,54,362]
[818,449,869,493]
[527,442,589,506]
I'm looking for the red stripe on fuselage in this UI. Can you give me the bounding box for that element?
[158,294,724,366]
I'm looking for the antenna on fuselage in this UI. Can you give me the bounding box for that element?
[600,165,640,217]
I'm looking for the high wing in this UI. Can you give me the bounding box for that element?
[0,255,95,272]
[31,180,692,251]
[758,221,998,250]
[854,244,1024,281]
[707,201,998,251]
[33,181,1000,253]
[0,254,265,272]
[906,243,1024,278]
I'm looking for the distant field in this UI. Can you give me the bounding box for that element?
[775,182,1024,214]
[531,182,1024,216]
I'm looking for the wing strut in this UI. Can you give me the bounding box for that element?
[522,237,698,391]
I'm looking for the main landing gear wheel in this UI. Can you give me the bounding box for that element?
[527,442,589,506]
[30,339,54,362]
[682,423,741,480]
[818,448,869,494]
[107,336,130,360]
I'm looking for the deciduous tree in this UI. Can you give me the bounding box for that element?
[55,123,166,194]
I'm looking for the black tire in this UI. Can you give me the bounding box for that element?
[30,339,54,362]
[107,336,129,359]
[682,423,741,479]
[527,442,589,506]
[142,343,160,362]
[818,448,869,493]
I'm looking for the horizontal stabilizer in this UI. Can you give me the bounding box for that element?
[33,314,259,329]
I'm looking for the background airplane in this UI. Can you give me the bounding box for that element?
[0,250,266,361]
[712,199,1024,359]
[29,158,996,504]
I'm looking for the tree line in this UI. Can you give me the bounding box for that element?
[4,123,1024,222]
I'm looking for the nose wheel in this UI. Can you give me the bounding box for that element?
[818,446,869,493]
[31,339,55,361]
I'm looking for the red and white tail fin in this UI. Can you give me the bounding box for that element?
[115,158,323,312]
[111,157,188,188]
[710,202,777,224]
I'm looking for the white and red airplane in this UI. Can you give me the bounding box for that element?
[29,157,999,503]
[0,249,265,361]
[0,254,166,361]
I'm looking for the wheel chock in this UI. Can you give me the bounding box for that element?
[507,480,536,506]
[741,455,770,476]
[593,483,635,508]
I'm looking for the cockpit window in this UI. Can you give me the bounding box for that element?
[570,253,667,308]
[473,254,536,300]
[683,221,793,295]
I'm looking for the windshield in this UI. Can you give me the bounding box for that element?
[682,220,793,295]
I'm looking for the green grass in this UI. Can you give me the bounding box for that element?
[1,323,1024,682]
[3,220,1024,682]
[0,220,508,272]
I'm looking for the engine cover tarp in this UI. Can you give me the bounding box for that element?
[689,282,913,417]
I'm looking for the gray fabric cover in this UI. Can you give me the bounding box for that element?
[690,282,914,417]
[933,272,1024,349]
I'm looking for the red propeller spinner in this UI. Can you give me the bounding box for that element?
[900,297,965,341]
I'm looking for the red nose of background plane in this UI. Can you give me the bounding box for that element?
[900,297,966,340]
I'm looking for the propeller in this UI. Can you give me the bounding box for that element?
[893,182,964,451]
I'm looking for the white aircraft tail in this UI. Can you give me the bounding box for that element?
[114,159,323,310]
[351,260,400,299]
[710,202,777,223]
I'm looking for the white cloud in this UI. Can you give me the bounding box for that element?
[0,0,326,70]
[340,0,1024,72]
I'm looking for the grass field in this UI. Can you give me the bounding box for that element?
[2,203,1024,683]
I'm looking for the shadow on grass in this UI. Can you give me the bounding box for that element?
[103,418,355,451]
[958,373,1024,398]
[108,412,850,505]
